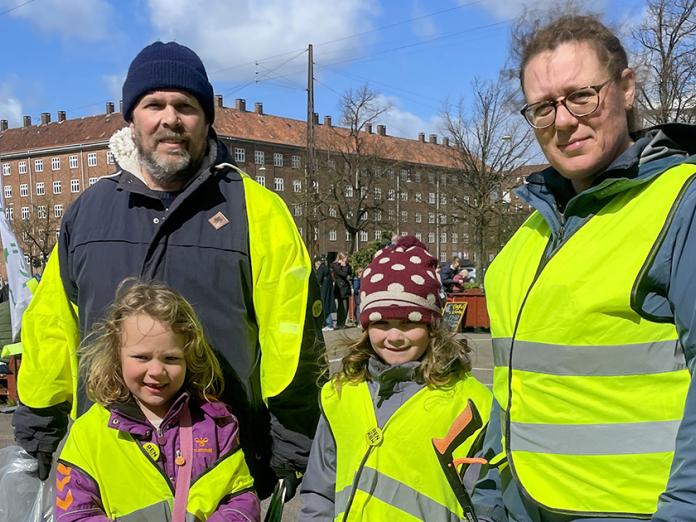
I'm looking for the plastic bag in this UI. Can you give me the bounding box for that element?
[0,445,54,522]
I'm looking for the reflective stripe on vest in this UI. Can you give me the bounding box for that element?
[321,376,492,521]
[59,404,254,520]
[485,162,696,516]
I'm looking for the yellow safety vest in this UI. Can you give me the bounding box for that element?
[59,403,254,521]
[485,162,696,517]
[18,168,313,415]
[321,375,492,521]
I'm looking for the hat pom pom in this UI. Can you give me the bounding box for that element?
[394,235,427,250]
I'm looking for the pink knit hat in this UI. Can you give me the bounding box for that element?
[359,236,443,328]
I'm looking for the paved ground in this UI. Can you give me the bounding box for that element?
[0,328,493,520]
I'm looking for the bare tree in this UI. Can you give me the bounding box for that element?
[319,85,400,253]
[14,196,62,273]
[632,0,696,125]
[442,74,534,278]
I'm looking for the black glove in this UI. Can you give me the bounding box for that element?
[35,451,53,481]
[275,470,302,502]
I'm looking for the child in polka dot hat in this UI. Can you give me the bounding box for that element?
[300,236,492,520]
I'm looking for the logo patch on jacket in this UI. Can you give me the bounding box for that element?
[194,437,213,453]
[209,211,229,230]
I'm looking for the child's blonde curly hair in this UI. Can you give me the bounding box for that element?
[79,279,223,406]
[332,322,472,389]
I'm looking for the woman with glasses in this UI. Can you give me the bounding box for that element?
[474,13,696,522]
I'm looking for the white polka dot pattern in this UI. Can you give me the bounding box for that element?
[379,257,390,264]
[388,282,404,293]
[370,273,384,283]
[410,256,422,264]
[392,264,405,271]
[408,311,423,322]
[369,312,382,322]
[411,275,425,285]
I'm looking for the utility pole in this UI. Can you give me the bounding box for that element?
[304,43,317,254]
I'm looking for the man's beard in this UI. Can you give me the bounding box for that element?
[134,130,206,186]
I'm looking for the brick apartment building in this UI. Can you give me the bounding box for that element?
[0,95,528,277]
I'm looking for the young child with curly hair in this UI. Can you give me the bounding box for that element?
[54,280,259,521]
[300,236,492,521]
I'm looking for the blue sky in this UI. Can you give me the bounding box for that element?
[1,0,648,140]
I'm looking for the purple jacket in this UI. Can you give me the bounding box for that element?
[55,393,260,521]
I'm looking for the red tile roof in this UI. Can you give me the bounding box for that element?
[1,107,460,168]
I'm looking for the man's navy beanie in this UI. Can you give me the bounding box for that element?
[122,41,215,124]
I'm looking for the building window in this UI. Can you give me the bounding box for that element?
[452,232,458,244]
[360,230,368,242]
[53,180,62,194]
[374,229,382,240]
[440,214,447,225]
[21,206,29,220]
[415,192,422,202]
[414,172,421,182]
[400,191,407,201]
[19,161,27,174]
[426,232,434,243]
[375,209,382,222]
[69,155,78,169]
[3,186,11,199]
[235,148,245,163]
[329,207,337,217]
[274,178,284,192]
[441,232,447,244]
[401,210,407,222]
[54,204,64,218]
[387,189,395,201]
[415,232,422,241]
[255,175,265,187]
[291,155,301,169]
[36,182,45,195]
[35,159,43,172]
[5,207,12,221]
[345,230,351,242]
[292,205,302,216]
[37,205,47,218]
[87,153,97,167]
[428,173,434,184]
[441,252,448,262]
[88,177,98,186]
[51,157,60,171]
[19,184,28,197]
[70,179,80,193]
[428,192,436,204]
[293,180,302,193]
[429,212,435,224]
[273,153,283,167]
[441,174,447,186]
[2,163,10,176]
[345,185,353,198]
[374,187,381,200]
[329,229,337,241]
[107,151,115,164]
[254,150,264,165]
[400,169,409,181]
[440,194,447,205]
[415,212,422,223]
[388,209,394,221]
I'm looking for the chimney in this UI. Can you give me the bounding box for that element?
[106,102,114,114]
[312,112,319,124]
[57,111,66,122]
[442,137,449,147]
[0,120,7,132]
[215,94,223,108]
[324,115,332,127]
[254,102,263,115]
[23,116,32,127]
[235,98,247,111]
[377,125,386,136]
[418,132,425,143]
[366,124,373,134]
[429,134,437,144]
[40,112,51,125]
[119,100,123,113]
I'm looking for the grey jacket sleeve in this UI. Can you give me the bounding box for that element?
[298,414,336,521]
[647,180,696,521]
[472,399,508,522]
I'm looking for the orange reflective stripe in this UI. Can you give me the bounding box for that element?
[56,489,74,511]
[57,462,72,475]
[56,474,71,492]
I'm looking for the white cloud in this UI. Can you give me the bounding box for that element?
[144,0,378,83]
[0,85,23,128]
[103,74,126,104]
[411,1,439,39]
[472,0,605,21]
[0,0,114,40]
[376,94,444,140]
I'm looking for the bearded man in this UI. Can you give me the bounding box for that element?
[12,41,325,502]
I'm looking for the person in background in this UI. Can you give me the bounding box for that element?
[299,236,492,521]
[55,281,259,521]
[440,256,461,294]
[316,256,335,332]
[13,41,324,501]
[476,13,696,521]
[352,268,363,328]
[331,252,352,329]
